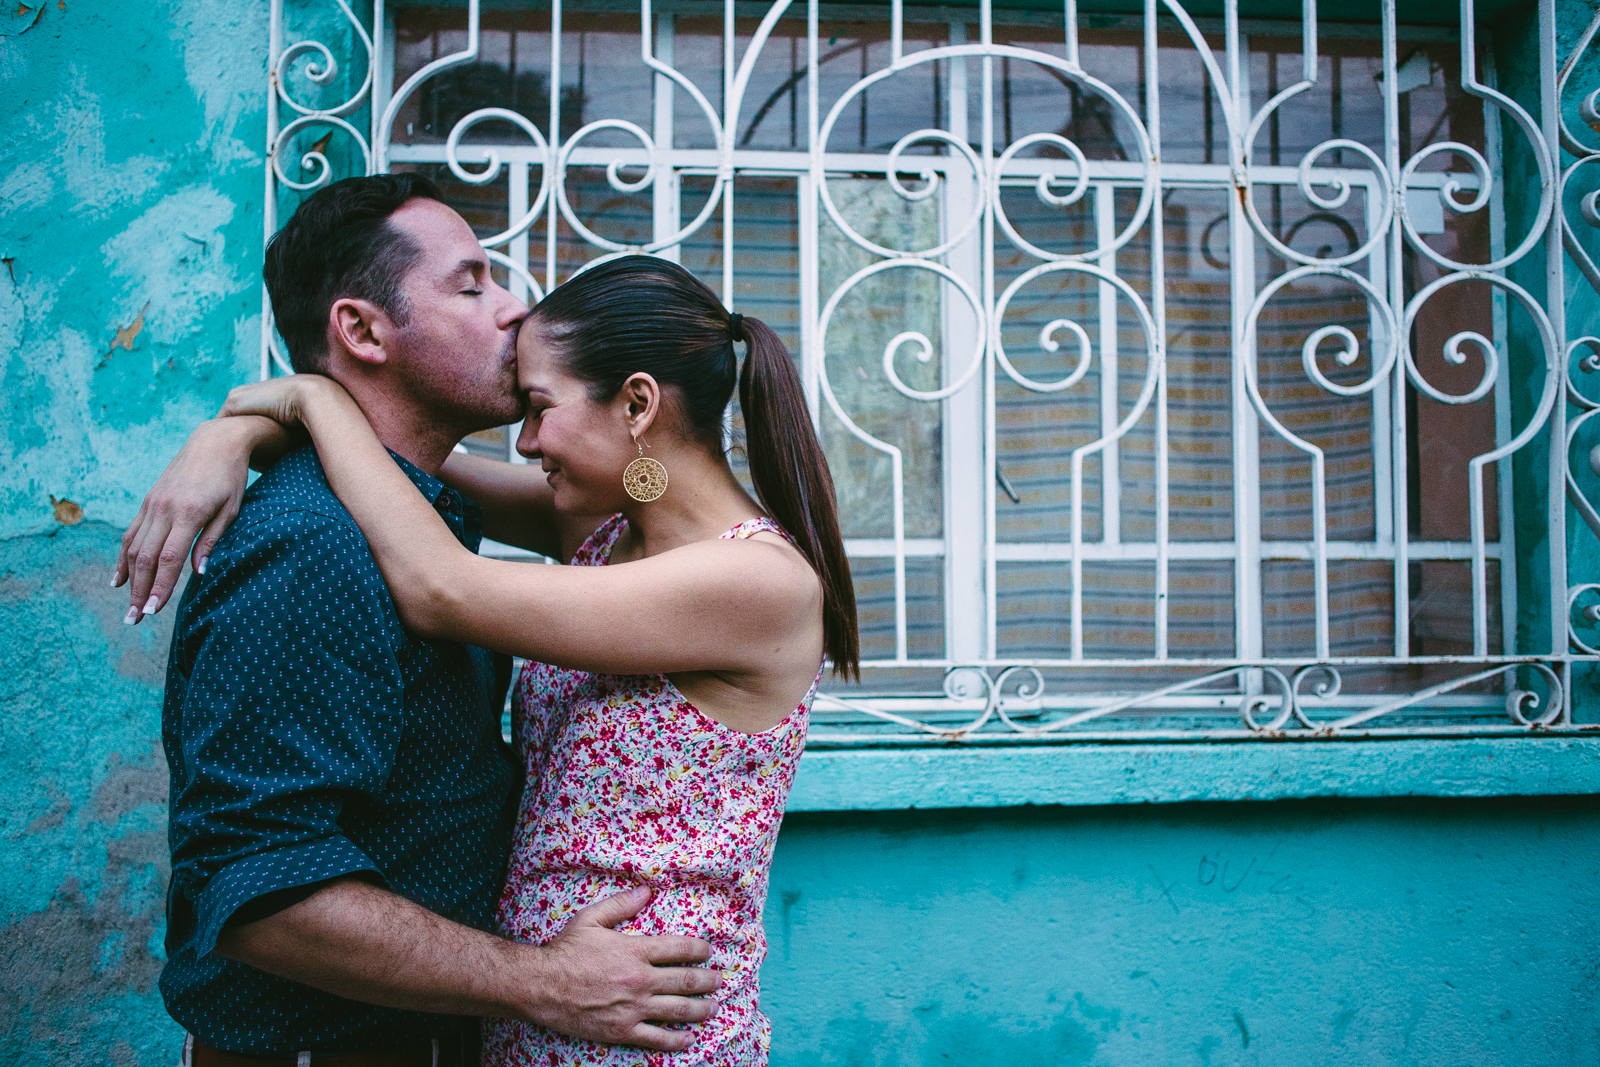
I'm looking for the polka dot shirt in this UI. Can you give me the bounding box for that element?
[159,446,518,1056]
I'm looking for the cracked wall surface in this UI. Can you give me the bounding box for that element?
[2,1,264,1062]
[1,0,264,544]
[1,524,182,1064]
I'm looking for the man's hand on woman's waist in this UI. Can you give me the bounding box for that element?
[218,876,720,1052]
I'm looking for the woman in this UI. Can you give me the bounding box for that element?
[130,256,857,1065]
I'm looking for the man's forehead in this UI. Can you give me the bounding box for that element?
[390,198,483,264]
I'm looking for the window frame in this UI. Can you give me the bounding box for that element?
[263,0,1600,749]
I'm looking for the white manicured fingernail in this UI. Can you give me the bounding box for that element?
[109,568,121,587]
[141,596,160,616]
[196,557,207,575]
[122,606,140,625]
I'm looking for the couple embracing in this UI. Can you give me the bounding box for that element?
[116,174,857,1066]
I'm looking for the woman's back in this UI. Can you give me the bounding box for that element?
[483,514,818,1067]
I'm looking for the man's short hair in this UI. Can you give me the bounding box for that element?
[264,173,445,374]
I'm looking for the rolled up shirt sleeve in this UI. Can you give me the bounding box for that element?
[166,510,407,957]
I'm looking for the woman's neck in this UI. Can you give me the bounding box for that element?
[613,446,761,561]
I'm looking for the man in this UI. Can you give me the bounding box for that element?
[114,175,718,1065]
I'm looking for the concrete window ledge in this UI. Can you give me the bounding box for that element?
[787,736,1600,811]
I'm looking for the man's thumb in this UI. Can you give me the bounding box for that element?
[572,885,652,929]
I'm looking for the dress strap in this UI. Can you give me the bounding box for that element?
[573,513,629,566]
[581,515,792,565]
[721,516,796,547]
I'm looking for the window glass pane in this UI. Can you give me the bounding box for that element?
[817,178,944,540]
[681,175,803,495]
[1152,187,1236,543]
[853,558,945,661]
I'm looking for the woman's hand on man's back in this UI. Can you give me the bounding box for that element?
[114,414,293,622]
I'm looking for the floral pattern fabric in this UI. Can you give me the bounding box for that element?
[482,514,817,1066]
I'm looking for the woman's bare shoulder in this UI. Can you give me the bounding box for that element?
[708,530,823,611]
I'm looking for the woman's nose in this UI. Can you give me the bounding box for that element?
[515,426,539,459]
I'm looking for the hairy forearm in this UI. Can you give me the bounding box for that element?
[216,878,528,1019]
[215,877,722,1052]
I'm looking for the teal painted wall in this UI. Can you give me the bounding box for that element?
[0,1,268,541]
[2,1,266,1063]
[0,527,178,1065]
[763,799,1600,1066]
[2,2,1598,1065]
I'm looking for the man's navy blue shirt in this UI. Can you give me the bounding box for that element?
[160,445,518,1055]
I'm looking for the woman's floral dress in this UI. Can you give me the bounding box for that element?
[481,514,818,1067]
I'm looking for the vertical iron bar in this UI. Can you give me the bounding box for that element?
[1065,0,1078,68]
[723,0,736,306]
[371,0,388,162]
[802,0,821,427]
[978,5,1000,662]
[653,12,681,264]
[509,161,530,303]
[798,171,820,425]
[1464,0,1493,656]
[1367,176,1397,659]
[944,17,986,666]
[1227,13,1264,666]
[1097,186,1120,548]
[546,0,563,291]
[1484,39,1518,654]
[1146,0,1168,659]
[1384,0,1410,657]
[263,0,283,382]
[506,154,532,466]
[1540,0,1569,663]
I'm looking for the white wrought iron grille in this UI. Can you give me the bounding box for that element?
[264,0,1600,743]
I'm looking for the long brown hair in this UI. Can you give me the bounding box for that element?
[530,256,859,678]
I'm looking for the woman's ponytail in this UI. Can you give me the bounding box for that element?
[529,255,859,678]
[738,316,860,679]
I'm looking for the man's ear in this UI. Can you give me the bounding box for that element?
[329,297,395,368]
[620,372,662,439]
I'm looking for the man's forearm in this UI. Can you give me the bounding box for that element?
[216,877,526,1019]
[215,875,721,1051]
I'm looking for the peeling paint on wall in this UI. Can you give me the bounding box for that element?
[1,3,310,1057]
[0,0,265,542]
[1,526,178,1065]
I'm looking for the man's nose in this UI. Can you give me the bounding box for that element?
[489,272,531,327]
[499,291,530,329]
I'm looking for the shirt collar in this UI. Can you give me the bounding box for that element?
[388,448,448,505]
[387,449,484,550]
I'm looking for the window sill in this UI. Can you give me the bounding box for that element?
[787,735,1600,811]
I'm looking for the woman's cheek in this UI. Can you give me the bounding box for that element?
[569,464,625,513]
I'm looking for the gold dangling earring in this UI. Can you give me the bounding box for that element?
[623,437,668,503]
